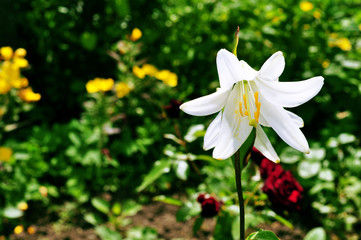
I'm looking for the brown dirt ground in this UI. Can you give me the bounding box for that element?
[10,201,305,240]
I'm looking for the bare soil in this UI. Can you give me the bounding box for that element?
[10,201,305,240]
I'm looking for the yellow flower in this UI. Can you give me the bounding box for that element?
[0,46,13,60]
[142,64,158,76]
[0,78,11,94]
[0,147,12,161]
[98,78,114,92]
[337,38,352,51]
[10,77,29,89]
[132,65,145,79]
[39,186,48,197]
[14,48,27,58]
[0,107,6,117]
[86,79,98,93]
[155,70,178,87]
[14,225,24,235]
[163,72,178,87]
[18,87,41,102]
[155,70,170,81]
[27,226,36,235]
[115,82,132,98]
[17,202,28,211]
[130,28,142,41]
[13,57,29,68]
[86,78,114,93]
[271,16,280,24]
[322,60,330,68]
[1,61,21,82]
[0,235,5,240]
[300,1,314,11]
[328,35,352,51]
[313,10,321,19]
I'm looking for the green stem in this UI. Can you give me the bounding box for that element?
[234,149,245,240]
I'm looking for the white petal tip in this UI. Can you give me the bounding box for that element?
[275,159,281,164]
[305,149,311,154]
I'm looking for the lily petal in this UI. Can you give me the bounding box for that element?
[286,110,304,128]
[216,49,244,89]
[180,88,231,116]
[254,125,280,163]
[258,51,285,81]
[239,60,258,80]
[257,76,324,108]
[212,87,252,159]
[203,112,222,150]
[259,95,310,153]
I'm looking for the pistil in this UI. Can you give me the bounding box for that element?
[237,82,261,128]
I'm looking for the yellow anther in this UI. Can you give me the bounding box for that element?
[254,100,261,123]
[239,102,244,116]
[254,111,259,123]
[254,91,259,104]
[243,94,247,110]
[244,110,248,116]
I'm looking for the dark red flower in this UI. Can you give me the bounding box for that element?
[262,169,303,210]
[197,194,222,218]
[252,147,304,211]
[163,99,182,118]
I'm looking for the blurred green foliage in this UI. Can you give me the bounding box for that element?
[1,0,361,239]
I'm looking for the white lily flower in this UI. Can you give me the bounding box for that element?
[180,49,324,162]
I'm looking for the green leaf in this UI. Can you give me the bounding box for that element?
[112,202,122,216]
[126,226,157,240]
[95,225,122,240]
[309,182,335,195]
[68,132,81,146]
[298,161,321,179]
[3,207,23,219]
[176,201,201,222]
[136,160,171,192]
[213,211,233,240]
[318,169,334,181]
[338,133,356,144]
[304,227,326,240]
[279,147,301,164]
[193,217,204,235]
[263,210,294,229]
[246,230,280,240]
[84,213,103,225]
[184,124,205,142]
[174,160,189,180]
[305,148,325,161]
[231,216,240,240]
[153,195,183,206]
[91,198,110,214]
[122,200,142,217]
[114,0,130,17]
[81,32,98,51]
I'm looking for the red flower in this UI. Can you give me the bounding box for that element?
[252,147,304,211]
[197,194,222,218]
[163,99,182,118]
